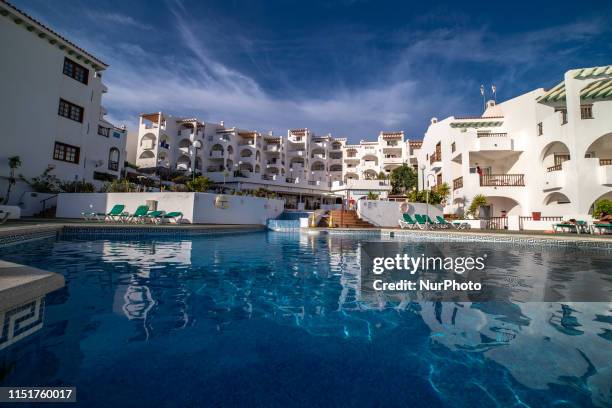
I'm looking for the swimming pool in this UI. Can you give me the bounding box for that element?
[0,231,610,407]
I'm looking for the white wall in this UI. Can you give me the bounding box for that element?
[357,200,443,227]
[193,194,284,225]
[55,192,284,225]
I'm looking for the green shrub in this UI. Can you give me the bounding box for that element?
[59,180,95,193]
[185,176,214,192]
[466,194,488,218]
[593,199,612,218]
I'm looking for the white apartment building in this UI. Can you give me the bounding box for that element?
[418,65,612,219]
[135,112,421,208]
[0,1,127,200]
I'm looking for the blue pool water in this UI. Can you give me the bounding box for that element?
[0,231,611,407]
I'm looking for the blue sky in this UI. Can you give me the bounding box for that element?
[12,0,612,141]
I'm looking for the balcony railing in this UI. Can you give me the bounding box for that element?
[477,132,507,138]
[108,161,119,171]
[547,164,562,172]
[600,158,612,166]
[429,153,441,164]
[453,176,463,190]
[480,174,524,187]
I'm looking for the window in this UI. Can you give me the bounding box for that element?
[63,58,89,84]
[537,122,543,136]
[108,148,120,171]
[98,125,110,137]
[53,142,80,164]
[451,142,456,153]
[58,99,84,122]
[581,104,593,119]
[557,108,568,125]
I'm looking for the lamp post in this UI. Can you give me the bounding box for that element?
[425,173,436,229]
[419,164,426,194]
[192,140,202,181]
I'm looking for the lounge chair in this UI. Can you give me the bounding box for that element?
[435,216,455,229]
[413,214,429,229]
[144,210,165,224]
[126,205,151,223]
[0,210,10,224]
[553,221,580,234]
[398,213,417,229]
[161,211,184,224]
[425,215,439,228]
[591,223,612,235]
[82,204,126,222]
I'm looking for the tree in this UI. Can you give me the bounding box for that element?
[3,156,22,204]
[390,164,417,194]
[185,176,214,192]
[434,182,450,206]
[466,194,488,219]
[376,171,387,180]
[366,191,379,200]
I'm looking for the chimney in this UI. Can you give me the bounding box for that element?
[431,117,438,124]
[486,100,496,108]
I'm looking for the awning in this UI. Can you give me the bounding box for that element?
[574,65,612,79]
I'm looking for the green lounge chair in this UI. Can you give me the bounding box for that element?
[398,213,417,229]
[126,205,151,223]
[161,211,184,224]
[83,204,126,222]
[144,210,166,224]
[435,216,455,229]
[591,223,612,235]
[413,214,428,229]
[553,222,578,234]
[424,215,439,228]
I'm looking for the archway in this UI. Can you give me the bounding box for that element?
[482,196,521,217]
[588,191,612,215]
[540,141,570,172]
[227,145,234,155]
[176,155,191,171]
[363,169,377,180]
[329,164,342,172]
[311,161,325,171]
[584,132,612,163]
[140,133,156,149]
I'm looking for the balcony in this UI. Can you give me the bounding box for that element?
[289,150,305,156]
[474,133,515,152]
[480,174,524,187]
[312,153,326,159]
[429,153,442,171]
[383,156,402,164]
[600,159,612,185]
[210,150,224,159]
[108,161,119,171]
[453,176,463,190]
[266,145,281,152]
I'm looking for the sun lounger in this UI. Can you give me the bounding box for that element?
[398,213,417,229]
[591,223,612,234]
[413,214,429,229]
[126,205,151,223]
[161,211,184,224]
[0,210,10,224]
[144,210,165,224]
[435,216,455,229]
[82,204,126,222]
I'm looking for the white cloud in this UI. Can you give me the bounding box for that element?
[95,5,606,142]
[88,11,153,30]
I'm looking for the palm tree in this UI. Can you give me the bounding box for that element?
[3,156,21,204]
[434,182,451,206]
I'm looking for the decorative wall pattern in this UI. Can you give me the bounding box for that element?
[0,297,45,351]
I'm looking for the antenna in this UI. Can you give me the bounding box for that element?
[480,84,486,111]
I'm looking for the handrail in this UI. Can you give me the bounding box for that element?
[477,132,507,138]
[453,176,463,190]
[40,194,59,216]
[600,158,612,166]
[480,174,524,186]
[547,164,562,172]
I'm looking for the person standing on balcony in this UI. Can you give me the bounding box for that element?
[476,165,483,182]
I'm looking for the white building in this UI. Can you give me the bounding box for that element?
[0,1,127,201]
[135,112,421,208]
[418,65,612,220]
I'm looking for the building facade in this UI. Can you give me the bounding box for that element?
[418,66,612,219]
[135,112,421,207]
[0,1,127,199]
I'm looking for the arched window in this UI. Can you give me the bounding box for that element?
[108,147,120,171]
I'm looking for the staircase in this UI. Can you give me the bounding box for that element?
[329,210,375,228]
